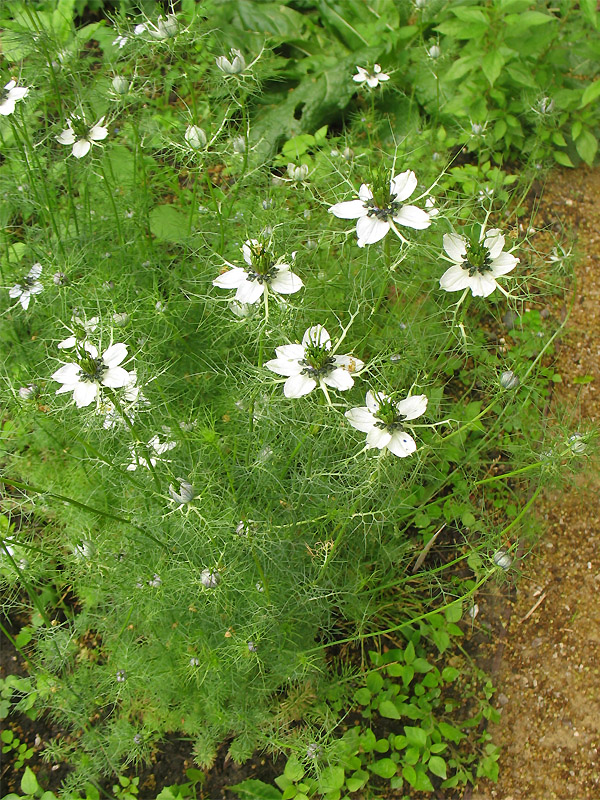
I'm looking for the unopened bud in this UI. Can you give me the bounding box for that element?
[500,370,520,390]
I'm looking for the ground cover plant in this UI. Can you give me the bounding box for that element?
[0,0,598,797]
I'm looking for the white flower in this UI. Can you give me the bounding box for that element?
[427,44,441,59]
[353,64,389,89]
[127,435,176,471]
[169,479,197,505]
[439,228,519,298]
[200,568,220,588]
[213,239,303,304]
[328,170,431,247]
[9,263,43,310]
[111,76,130,95]
[0,80,29,116]
[52,342,131,408]
[265,325,364,399]
[99,370,143,429]
[135,15,179,39]
[58,313,99,349]
[113,35,129,49]
[216,49,246,74]
[345,390,427,458]
[57,115,109,158]
[184,125,207,149]
[287,163,309,182]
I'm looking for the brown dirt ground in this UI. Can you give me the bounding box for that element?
[472,167,600,800]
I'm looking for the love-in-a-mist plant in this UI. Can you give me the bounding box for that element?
[0,1,584,793]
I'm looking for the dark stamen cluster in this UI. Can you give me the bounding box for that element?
[70,117,91,139]
[300,355,335,379]
[246,264,278,284]
[374,398,407,431]
[79,357,107,383]
[365,198,399,222]
[464,241,492,275]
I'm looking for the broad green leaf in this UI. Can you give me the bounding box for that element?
[505,11,556,26]
[230,779,283,800]
[414,769,435,792]
[438,721,466,743]
[482,50,505,86]
[366,670,384,693]
[442,667,460,682]
[404,725,428,749]
[345,770,368,792]
[435,20,488,39]
[318,766,345,793]
[450,7,489,24]
[354,687,371,705]
[284,757,305,782]
[552,131,568,147]
[572,121,583,141]
[52,0,75,42]
[404,640,415,665]
[442,56,478,82]
[445,602,462,623]
[428,755,447,779]
[368,758,397,779]
[379,699,401,719]
[575,128,598,165]
[149,206,191,243]
[573,375,595,384]
[580,80,600,108]
[581,0,599,28]
[402,764,417,788]
[553,150,575,168]
[21,766,39,795]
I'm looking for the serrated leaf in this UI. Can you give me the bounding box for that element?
[379,699,401,719]
[368,758,397,779]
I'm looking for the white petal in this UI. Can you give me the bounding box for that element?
[57,128,76,145]
[58,336,76,349]
[358,184,373,202]
[9,285,22,298]
[265,357,303,377]
[390,171,417,202]
[392,205,431,230]
[52,363,81,384]
[4,81,16,91]
[366,427,392,449]
[345,407,376,433]
[328,199,368,220]
[490,252,519,276]
[302,325,330,349]
[102,366,131,388]
[323,367,354,391]
[19,292,31,310]
[395,394,427,420]
[29,282,43,295]
[284,373,316,398]
[235,279,264,304]
[274,344,305,361]
[484,229,505,259]
[72,139,91,158]
[366,76,379,88]
[270,270,303,295]
[469,273,497,298]
[0,99,16,116]
[89,122,108,141]
[333,354,365,374]
[366,390,385,413]
[356,215,390,246]
[85,343,99,358]
[377,72,390,82]
[242,240,259,266]
[443,233,468,263]
[102,343,127,367]
[73,381,98,407]
[387,431,417,458]
[439,264,471,293]
[28,263,42,279]
[213,267,247,289]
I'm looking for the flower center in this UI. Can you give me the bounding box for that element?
[70,118,92,139]
[365,198,399,221]
[300,343,335,379]
[245,242,278,284]
[374,398,408,431]
[22,275,36,288]
[79,356,107,383]
[464,241,492,275]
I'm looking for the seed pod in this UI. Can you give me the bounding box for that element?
[493,549,512,570]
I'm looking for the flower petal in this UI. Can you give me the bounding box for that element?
[323,367,354,391]
[328,199,368,220]
[366,390,385,413]
[387,431,417,458]
[484,229,505,259]
[490,252,519,276]
[58,336,76,349]
[19,292,31,310]
[89,122,108,141]
[395,394,427,420]
[57,128,76,145]
[102,343,128,367]
[468,273,497,298]
[102,366,131,388]
[235,279,264,304]
[284,373,316,398]
[334,354,365,374]
[270,269,303,295]
[9,285,22,298]
[274,344,305,361]
[439,264,471,293]
[29,263,42,279]
[345,407,376,433]
[73,381,98,408]
[392,205,431,230]
[265,357,303,377]
[390,170,417,202]
[356,215,390,246]
[302,325,331,349]
[443,233,468,263]
[72,139,91,158]
[358,184,373,202]
[213,267,247,289]
[366,427,392,449]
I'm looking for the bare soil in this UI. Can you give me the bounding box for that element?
[472,167,600,800]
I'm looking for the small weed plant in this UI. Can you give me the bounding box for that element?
[0,0,597,796]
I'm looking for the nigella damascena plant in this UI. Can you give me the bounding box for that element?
[168,479,197,506]
[352,64,389,89]
[127,435,177,471]
[58,312,100,349]
[345,390,428,458]
[134,14,179,40]
[216,49,246,75]
[184,125,207,150]
[439,226,519,298]
[265,325,364,399]
[328,169,432,247]
[57,114,108,159]
[213,239,303,305]
[9,263,43,310]
[51,342,132,408]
